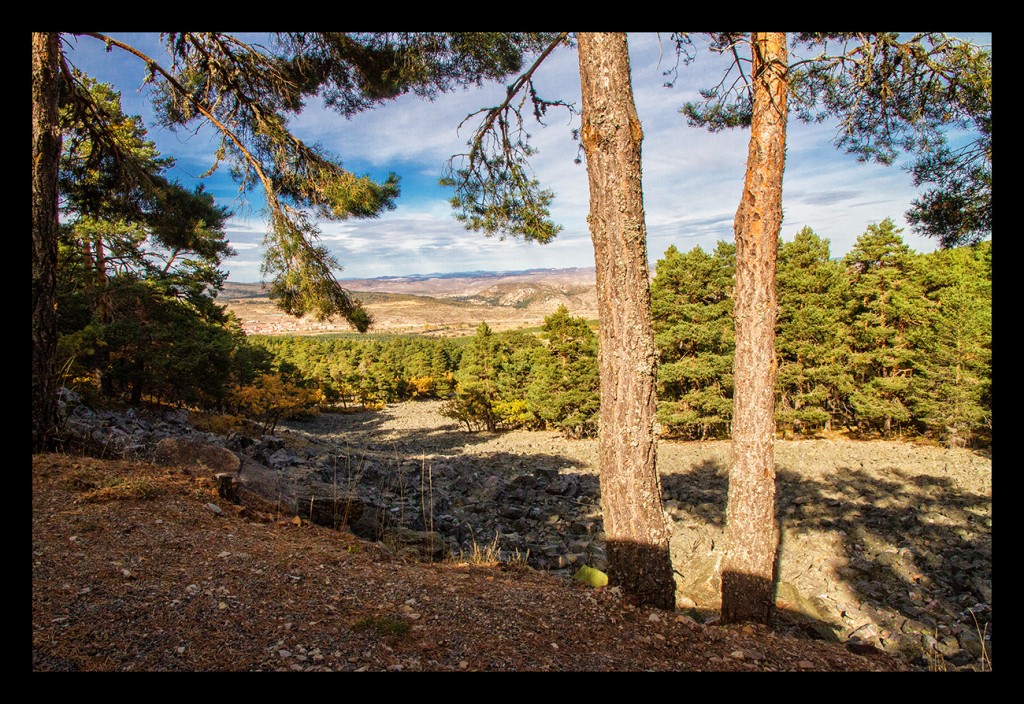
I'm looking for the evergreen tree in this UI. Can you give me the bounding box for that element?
[775,228,853,434]
[429,339,462,397]
[910,242,992,446]
[442,322,505,431]
[526,306,600,438]
[445,31,694,606]
[651,242,736,439]
[575,33,676,608]
[681,31,990,624]
[790,34,992,248]
[492,329,544,429]
[70,276,243,408]
[33,33,63,450]
[843,218,927,436]
[721,31,788,626]
[54,76,242,408]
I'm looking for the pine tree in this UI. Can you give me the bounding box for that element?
[720,32,788,626]
[574,33,676,608]
[789,33,992,248]
[33,31,556,450]
[429,340,461,397]
[54,75,241,408]
[93,276,242,407]
[651,242,736,439]
[32,33,62,451]
[843,218,927,436]
[526,305,600,438]
[910,242,992,446]
[492,330,543,429]
[681,31,989,623]
[445,32,676,606]
[442,322,504,431]
[775,228,853,434]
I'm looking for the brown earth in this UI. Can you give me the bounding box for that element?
[32,401,991,672]
[30,452,902,673]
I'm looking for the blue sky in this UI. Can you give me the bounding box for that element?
[61,32,990,283]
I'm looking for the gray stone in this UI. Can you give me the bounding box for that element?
[901,617,933,636]
[534,467,558,484]
[267,448,298,468]
[163,408,190,425]
[971,575,992,603]
[385,528,446,560]
[957,630,987,659]
[936,635,961,657]
[472,475,505,502]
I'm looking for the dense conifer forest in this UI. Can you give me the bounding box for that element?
[60,209,990,450]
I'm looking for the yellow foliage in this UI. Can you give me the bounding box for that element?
[408,375,437,398]
[229,373,324,432]
[493,399,533,429]
[191,411,247,435]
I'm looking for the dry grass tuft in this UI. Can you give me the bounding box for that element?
[450,532,530,569]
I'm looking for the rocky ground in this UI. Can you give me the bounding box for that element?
[39,392,992,671]
[272,401,993,670]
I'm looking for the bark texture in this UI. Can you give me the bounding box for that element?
[577,33,675,609]
[721,32,788,625]
[32,32,62,452]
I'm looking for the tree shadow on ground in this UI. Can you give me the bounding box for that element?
[282,407,991,664]
[659,453,991,660]
[278,405,500,458]
[776,465,991,646]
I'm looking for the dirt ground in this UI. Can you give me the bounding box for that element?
[33,400,991,671]
[283,401,993,667]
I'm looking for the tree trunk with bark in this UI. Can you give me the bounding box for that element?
[721,32,788,625]
[576,32,675,610]
[32,32,62,452]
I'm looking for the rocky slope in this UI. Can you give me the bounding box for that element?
[49,391,992,671]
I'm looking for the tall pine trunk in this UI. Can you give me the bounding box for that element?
[721,32,788,624]
[32,32,62,452]
[577,32,675,609]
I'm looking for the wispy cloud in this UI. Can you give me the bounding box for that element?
[789,190,866,207]
[65,32,981,282]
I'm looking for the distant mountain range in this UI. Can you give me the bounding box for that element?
[222,266,596,297]
[345,266,596,283]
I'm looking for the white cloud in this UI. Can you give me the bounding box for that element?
[70,32,980,282]
[227,241,263,251]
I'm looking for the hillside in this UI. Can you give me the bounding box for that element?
[34,396,991,672]
[218,268,598,336]
[32,448,907,672]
